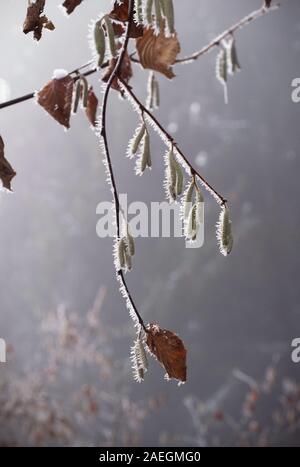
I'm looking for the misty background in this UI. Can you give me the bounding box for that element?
[0,0,300,446]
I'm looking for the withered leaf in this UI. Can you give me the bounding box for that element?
[85,87,98,127]
[128,22,144,39]
[136,27,180,79]
[23,0,55,41]
[146,323,187,382]
[102,50,133,94]
[37,75,74,128]
[0,136,16,192]
[62,0,84,15]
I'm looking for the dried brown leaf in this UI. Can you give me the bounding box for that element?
[146,323,187,382]
[0,136,16,192]
[85,87,98,127]
[37,75,74,128]
[23,0,55,41]
[62,0,84,15]
[136,27,180,79]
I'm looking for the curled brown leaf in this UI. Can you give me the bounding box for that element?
[136,26,180,79]
[0,136,16,192]
[146,323,187,382]
[37,75,74,128]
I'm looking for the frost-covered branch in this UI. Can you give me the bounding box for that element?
[175,3,281,64]
[0,3,281,111]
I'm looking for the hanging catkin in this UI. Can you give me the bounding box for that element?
[103,15,116,58]
[93,20,106,66]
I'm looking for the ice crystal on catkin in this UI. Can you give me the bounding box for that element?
[216,47,228,104]
[216,206,233,256]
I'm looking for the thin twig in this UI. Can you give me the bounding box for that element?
[0,3,281,111]
[119,78,227,206]
[175,3,280,64]
[0,64,99,110]
[98,0,147,332]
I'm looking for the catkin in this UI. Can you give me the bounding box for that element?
[217,206,233,256]
[137,336,148,370]
[73,80,82,113]
[124,250,132,271]
[135,0,143,24]
[228,37,241,74]
[130,335,148,383]
[154,0,163,32]
[186,203,198,240]
[175,160,184,196]
[145,0,154,25]
[118,238,126,269]
[126,229,135,257]
[103,15,116,58]
[153,78,160,108]
[147,72,160,110]
[216,47,228,104]
[161,0,175,34]
[168,148,177,191]
[140,132,151,173]
[216,48,227,83]
[195,186,204,224]
[147,72,155,110]
[80,76,89,108]
[183,180,195,220]
[131,123,146,155]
